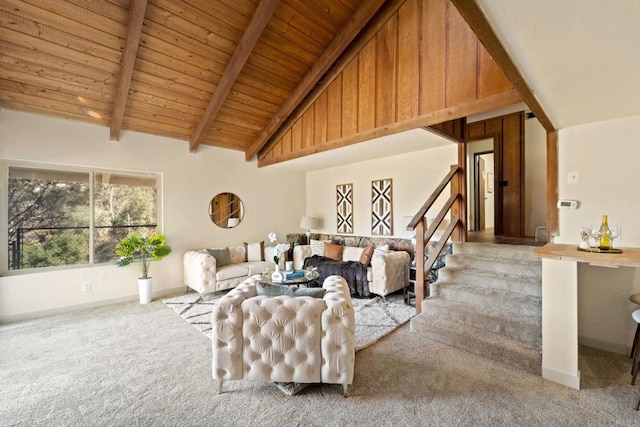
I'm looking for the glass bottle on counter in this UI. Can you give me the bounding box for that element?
[599,214,612,250]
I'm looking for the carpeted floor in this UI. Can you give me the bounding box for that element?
[162,290,415,396]
[2,296,640,426]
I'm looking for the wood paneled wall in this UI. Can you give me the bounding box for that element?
[258,0,521,166]
[466,112,525,237]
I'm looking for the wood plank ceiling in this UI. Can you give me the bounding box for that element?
[0,0,382,158]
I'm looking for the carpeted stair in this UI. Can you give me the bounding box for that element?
[410,242,542,375]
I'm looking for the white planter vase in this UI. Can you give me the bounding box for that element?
[271,265,283,283]
[138,277,153,304]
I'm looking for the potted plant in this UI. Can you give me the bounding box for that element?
[115,232,172,304]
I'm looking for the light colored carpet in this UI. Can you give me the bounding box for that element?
[1,297,640,426]
[163,290,414,395]
[162,291,415,351]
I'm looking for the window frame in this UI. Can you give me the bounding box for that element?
[0,160,163,276]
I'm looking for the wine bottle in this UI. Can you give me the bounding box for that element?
[599,214,612,250]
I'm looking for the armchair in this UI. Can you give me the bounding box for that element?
[212,275,355,396]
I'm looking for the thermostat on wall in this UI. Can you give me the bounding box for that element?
[557,199,579,209]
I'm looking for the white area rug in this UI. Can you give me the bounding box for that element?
[163,291,414,351]
[163,291,414,394]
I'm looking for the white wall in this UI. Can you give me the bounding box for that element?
[525,116,547,237]
[556,114,640,353]
[0,110,305,321]
[306,144,458,238]
[557,115,640,246]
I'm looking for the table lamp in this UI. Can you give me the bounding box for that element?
[300,216,318,240]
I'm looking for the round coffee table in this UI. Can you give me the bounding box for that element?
[263,270,320,287]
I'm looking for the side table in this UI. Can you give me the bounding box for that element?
[403,264,430,306]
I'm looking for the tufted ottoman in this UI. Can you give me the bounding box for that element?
[212,275,355,396]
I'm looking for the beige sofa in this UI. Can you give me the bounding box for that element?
[293,244,410,297]
[183,245,283,293]
[212,275,355,395]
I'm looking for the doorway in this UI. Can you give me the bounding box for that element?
[466,138,495,233]
[473,152,495,231]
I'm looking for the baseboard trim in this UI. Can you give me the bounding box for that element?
[0,286,187,324]
[542,367,580,390]
[578,335,628,355]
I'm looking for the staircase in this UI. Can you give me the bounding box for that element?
[410,242,542,375]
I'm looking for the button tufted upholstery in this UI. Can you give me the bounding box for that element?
[184,245,283,293]
[212,275,355,396]
[293,244,410,297]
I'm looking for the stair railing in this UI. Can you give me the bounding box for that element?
[406,164,464,314]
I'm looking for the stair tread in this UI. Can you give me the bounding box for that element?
[413,313,540,350]
[447,252,541,265]
[451,242,540,261]
[445,254,542,277]
[411,314,542,374]
[423,298,541,324]
[422,297,541,348]
[441,264,541,277]
[435,270,541,297]
[432,281,542,300]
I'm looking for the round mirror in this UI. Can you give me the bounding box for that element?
[209,192,244,228]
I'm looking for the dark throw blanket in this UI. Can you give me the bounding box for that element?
[303,255,371,298]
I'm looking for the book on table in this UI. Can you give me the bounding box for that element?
[284,270,304,280]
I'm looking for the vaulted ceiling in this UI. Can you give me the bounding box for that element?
[0,0,384,157]
[4,1,637,167]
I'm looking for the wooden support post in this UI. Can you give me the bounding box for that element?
[451,143,467,242]
[458,142,467,242]
[546,131,559,241]
[415,219,425,314]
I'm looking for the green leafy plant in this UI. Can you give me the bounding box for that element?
[115,233,171,278]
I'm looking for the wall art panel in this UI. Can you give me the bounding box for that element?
[371,178,393,235]
[336,183,353,234]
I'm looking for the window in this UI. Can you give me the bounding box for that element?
[4,163,160,272]
[93,173,158,264]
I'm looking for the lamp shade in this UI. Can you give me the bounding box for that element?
[300,216,318,230]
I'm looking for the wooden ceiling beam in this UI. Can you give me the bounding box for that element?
[110,0,148,141]
[189,0,280,153]
[449,0,555,133]
[245,0,388,161]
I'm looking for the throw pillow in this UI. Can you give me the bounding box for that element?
[228,246,245,264]
[244,241,265,262]
[310,239,327,256]
[256,283,326,298]
[359,245,375,265]
[257,282,296,296]
[374,244,389,256]
[293,287,326,298]
[206,247,232,267]
[324,242,344,261]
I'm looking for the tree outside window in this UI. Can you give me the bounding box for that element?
[93,173,157,264]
